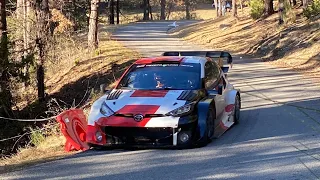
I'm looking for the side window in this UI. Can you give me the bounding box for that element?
[215,75,227,91]
[205,61,220,89]
[215,76,223,91]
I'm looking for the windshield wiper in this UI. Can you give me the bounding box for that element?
[163,87,180,90]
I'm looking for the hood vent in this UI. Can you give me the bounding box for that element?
[177,90,198,101]
[106,90,123,100]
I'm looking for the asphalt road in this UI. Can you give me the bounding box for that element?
[2,21,320,180]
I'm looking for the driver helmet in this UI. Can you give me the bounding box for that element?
[154,72,165,88]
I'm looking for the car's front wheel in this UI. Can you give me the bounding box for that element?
[87,143,108,151]
[207,107,215,140]
[197,106,215,147]
[234,95,241,124]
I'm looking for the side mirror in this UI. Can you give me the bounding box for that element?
[227,56,232,64]
[100,83,109,94]
[218,85,223,95]
[222,52,232,64]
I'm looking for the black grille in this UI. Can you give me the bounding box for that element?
[106,90,123,100]
[113,113,164,118]
[104,127,173,145]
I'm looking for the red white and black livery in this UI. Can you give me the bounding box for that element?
[86,51,241,148]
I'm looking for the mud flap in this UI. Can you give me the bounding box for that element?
[56,109,89,152]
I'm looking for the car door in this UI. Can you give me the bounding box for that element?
[213,75,227,127]
[204,61,225,128]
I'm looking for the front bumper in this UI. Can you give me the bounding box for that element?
[105,127,175,146]
[86,112,199,148]
[87,123,197,148]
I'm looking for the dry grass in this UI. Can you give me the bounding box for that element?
[0,135,72,174]
[44,25,141,111]
[193,9,218,20]
[0,24,140,174]
[2,7,142,174]
[169,8,265,52]
[45,26,140,95]
[13,24,139,110]
[169,7,320,80]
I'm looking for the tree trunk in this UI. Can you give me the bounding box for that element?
[109,0,114,24]
[214,0,218,17]
[88,0,99,50]
[264,0,274,15]
[15,0,24,64]
[18,0,32,88]
[116,0,119,24]
[35,0,50,101]
[0,0,12,116]
[222,0,226,16]
[185,0,191,19]
[166,2,173,19]
[26,0,32,38]
[302,0,308,9]
[149,1,153,20]
[240,0,243,12]
[16,0,24,19]
[218,0,222,16]
[232,0,237,17]
[292,0,297,6]
[23,0,27,56]
[278,0,284,24]
[23,0,28,85]
[72,0,77,30]
[143,0,149,20]
[160,0,165,20]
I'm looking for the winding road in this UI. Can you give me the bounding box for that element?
[2,21,320,180]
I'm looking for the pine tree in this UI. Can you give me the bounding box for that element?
[35,0,50,101]
[161,0,166,20]
[0,0,12,116]
[88,0,100,49]
[232,0,238,17]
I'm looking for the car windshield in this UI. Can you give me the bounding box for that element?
[117,63,201,90]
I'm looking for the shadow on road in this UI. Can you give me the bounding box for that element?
[3,95,320,179]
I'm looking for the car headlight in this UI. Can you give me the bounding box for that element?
[166,102,196,117]
[100,102,114,117]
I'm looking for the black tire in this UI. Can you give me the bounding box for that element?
[234,95,241,125]
[88,143,106,151]
[197,107,215,147]
[177,142,194,150]
[206,107,215,140]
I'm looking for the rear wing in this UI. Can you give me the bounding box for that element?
[162,51,233,68]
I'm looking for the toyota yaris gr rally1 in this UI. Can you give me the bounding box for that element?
[86,51,241,148]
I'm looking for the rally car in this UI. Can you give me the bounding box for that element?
[86,51,241,148]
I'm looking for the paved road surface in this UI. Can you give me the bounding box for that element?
[2,21,320,180]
